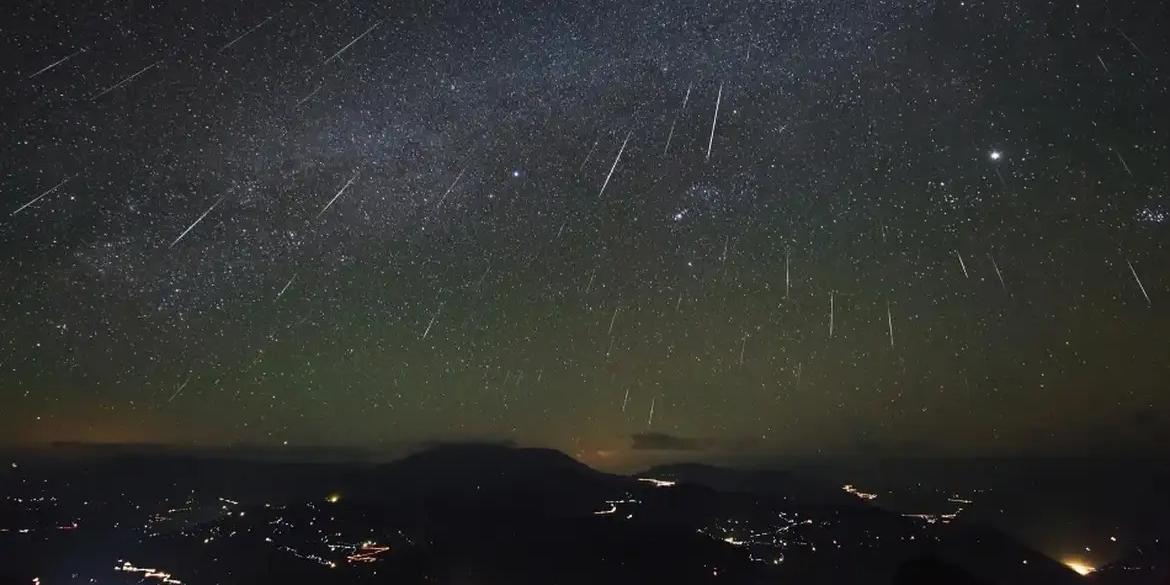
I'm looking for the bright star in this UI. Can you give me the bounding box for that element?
[989,150,1002,161]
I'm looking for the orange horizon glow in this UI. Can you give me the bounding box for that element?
[1063,558,1096,576]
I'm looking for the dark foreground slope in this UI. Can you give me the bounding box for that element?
[0,444,1099,585]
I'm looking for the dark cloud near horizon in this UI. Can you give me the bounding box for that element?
[630,432,765,452]
[631,432,714,451]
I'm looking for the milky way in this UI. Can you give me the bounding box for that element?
[1,0,1167,464]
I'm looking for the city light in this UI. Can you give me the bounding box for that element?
[637,478,677,488]
[1063,558,1096,576]
[841,484,877,501]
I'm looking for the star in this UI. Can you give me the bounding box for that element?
[2,0,1162,472]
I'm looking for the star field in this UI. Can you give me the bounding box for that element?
[1,0,1167,464]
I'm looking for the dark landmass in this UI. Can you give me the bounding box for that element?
[1,444,1165,584]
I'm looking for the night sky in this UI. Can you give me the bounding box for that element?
[2,0,1167,466]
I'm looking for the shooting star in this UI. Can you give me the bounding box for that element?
[91,60,161,100]
[663,81,693,156]
[706,82,723,161]
[993,165,1008,190]
[607,306,620,336]
[421,306,441,339]
[988,254,1006,291]
[1110,146,1134,177]
[168,374,192,403]
[622,388,630,413]
[579,138,600,173]
[219,14,276,53]
[829,292,835,338]
[435,167,467,209]
[324,20,382,64]
[648,396,656,427]
[474,265,492,289]
[785,249,790,298]
[886,301,894,348]
[598,130,632,198]
[317,169,360,218]
[1096,54,1110,75]
[955,250,969,279]
[29,47,86,79]
[1117,28,1147,59]
[11,175,74,215]
[1127,259,1151,306]
[170,195,225,248]
[296,84,323,107]
[276,274,297,299]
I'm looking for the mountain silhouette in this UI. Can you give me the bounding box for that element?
[1,443,1107,585]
